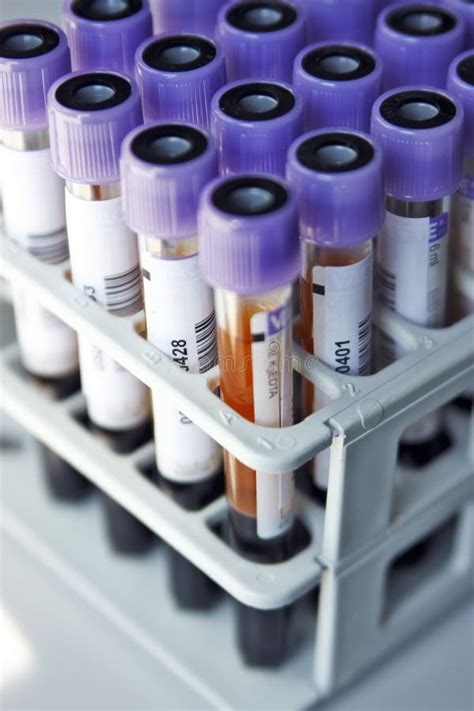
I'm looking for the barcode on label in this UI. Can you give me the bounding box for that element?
[29,231,69,265]
[378,264,396,310]
[195,310,217,373]
[358,314,371,375]
[104,263,142,314]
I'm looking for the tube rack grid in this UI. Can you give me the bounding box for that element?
[0,230,473,703]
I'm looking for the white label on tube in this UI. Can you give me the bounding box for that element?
[78,341,149,431]
[452,175,474,274]
[2,146,67,253]
[65,192,142,314]
[377,211,449,329]
[311,252,373,376]
[66,190,149,431]
[377,210,450,443]
[2,145,78,377]
[142,249,222,482]
[311,253,373,489]
[12,285,78,377]
[250,300,294,539]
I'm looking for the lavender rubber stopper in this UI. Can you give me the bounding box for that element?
[293,41,383,133]
[375,2,465,91]
[136,32,226,129]
[199,174,300,294]
[149,0,226,37]
[447,50,474,159]
[371,86,464,202]
[302,0,379,46]
[0,19,71,131]
[48,69,142,184]
[121,122,218,238]
[217,1,305,83]
[287,129,385,248]
[62,0,152,79]
[211,79,303,177]
[442,0,474,50]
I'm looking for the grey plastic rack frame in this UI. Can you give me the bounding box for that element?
[0,232,473,703]
[0,403,472,706]
[1,234,472,564]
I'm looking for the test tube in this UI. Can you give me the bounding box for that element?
[148,0,226,36]
[0,20,90,501]
[301,0,379,45]
[287,130,384,498]
[135,33,226,129]
[199,174,300,667]
[443,0,474,49]
[217,0,305,83]
[448,51,473,410]
[121,122,223,608]
[293,42,383,133]
[211,80,303,176]
[375,2,465,91]
[371,87,463,465]
[62,0,152,79]
[48,70,153,553]
[448,52,474,276]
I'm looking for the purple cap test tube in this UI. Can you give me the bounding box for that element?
[287,129,384,248]
[443,0,474,49]
[375,2,465,90]
[293,42,383,132]
[62,0,152,79]
[448,51,474,160]
[302,0,379,46]
[122,122,218,237]
[48,70,142,184]
[0,19,70,131]
[372,86,464,463]
[217,1,305,83]
[287,130,383,490]
[199,173,299,666]
[0,19,71,263]
[121,123,222,609]
[371,86,463,202]
[136,33,226,129]
[448,51,474,275]
[149,0,226,36]
[211,79,303,176]
[199,174,299,293]
[0,20,87,503]
[48,70,152,553]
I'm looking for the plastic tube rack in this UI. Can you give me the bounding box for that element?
[0,230,473,705]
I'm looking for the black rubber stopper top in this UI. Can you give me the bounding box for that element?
[386,4,457,36]
[457,53,474,86]
[212,176,288,216]
[142,35,216,73]
[55,71,132,111]
[297,131,374,173]
[380,89,456,129]
[0,22,59,59]
[131,124,208,165]
[219,81,295,122]
[226,1,297,33]
[71,0,143,21]
[302,44,376,81]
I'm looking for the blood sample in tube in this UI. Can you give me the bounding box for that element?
[199,173,300,666]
